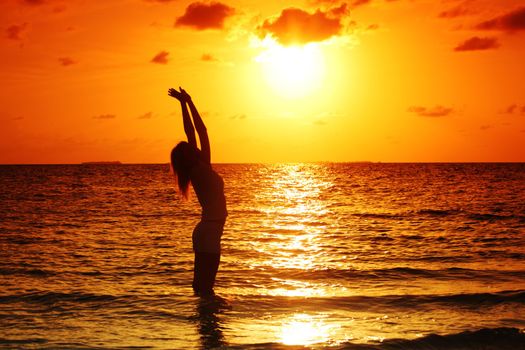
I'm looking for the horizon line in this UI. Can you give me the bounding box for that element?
[1,161,524,166]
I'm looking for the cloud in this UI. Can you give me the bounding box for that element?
[93,114,116,120]
[58,57,77,66]
[258,5,348,45]
[351,0,371,9]
[479,124,493,131]
[16,0,68,11]
[438,4,470,18]
[200,53,233,66]
[309,0,341,5]
[505,104,518,114]
[503,104,525,115]
[175,2,235,30]
[201,53,218,62]
[329,3,348,16]
[151,51,169,64]
[311,0,366,8]
[138,112,153,119]
[454,36,499,51]
[6,23,28,40]
[21,0,47,5]
[408,105,454,117]
[476,7,525,32]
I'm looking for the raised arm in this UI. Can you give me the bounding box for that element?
[168,88,197,149]
[181,89,210,164]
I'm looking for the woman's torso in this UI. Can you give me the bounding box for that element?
[190,162,227,221]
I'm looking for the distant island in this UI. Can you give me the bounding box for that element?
[81,161,122,165]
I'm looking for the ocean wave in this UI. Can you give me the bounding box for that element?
[228,328,525,350]
[0,291,121,305]
[389,289,525,308]
[0,338,48,346]
[0,267,55,277]
[266,267,525,283]
[348,209,460,220]
[339,327,525,350]
[0,291,191,312]
[6,286,522,312]
[467,212,525,222]
[423,290,525,306]
[351,213,406,220]
[240,290,525,311]
[348,208,525,223]
[416,208,461,217]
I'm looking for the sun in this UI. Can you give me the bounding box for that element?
[255,38,325,99]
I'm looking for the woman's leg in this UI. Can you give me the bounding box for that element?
[193,251,220,296]
[192,221,224,296]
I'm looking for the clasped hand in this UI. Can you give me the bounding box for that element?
[168,87,191,103]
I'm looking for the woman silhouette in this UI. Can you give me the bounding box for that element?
[168,87,227,297]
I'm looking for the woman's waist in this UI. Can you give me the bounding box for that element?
[201,206,227,220]
[200,213,227,223]
[201,215,226,224]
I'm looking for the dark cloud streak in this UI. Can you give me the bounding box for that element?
[351,0,371,9]
[201,53,218,62]
[93,114,116,120]
[21,0,47,5]
[454,36,499,51]
[504,104,525,115]
[408,106,454,117]
[476,7,525,32]
[58,57,77,66]
[506,104,517,114]
[151,51,169,64]
[438,5,470,19]
[311,0,370,8]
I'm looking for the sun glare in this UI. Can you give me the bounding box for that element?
[280,313,336,345]
[255,38,325,99]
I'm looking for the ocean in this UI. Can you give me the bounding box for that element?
[0,163,524,349]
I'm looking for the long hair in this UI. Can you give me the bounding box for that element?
[170,141,199,198]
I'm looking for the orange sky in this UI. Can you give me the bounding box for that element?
[1,0,524,163]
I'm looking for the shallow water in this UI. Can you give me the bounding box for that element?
[1,163,524,349]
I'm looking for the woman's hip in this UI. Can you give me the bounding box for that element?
[192,220,225,253]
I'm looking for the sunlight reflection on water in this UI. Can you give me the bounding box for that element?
[256,164,346,298]
[280,313,339,345]
[253,165,352,344]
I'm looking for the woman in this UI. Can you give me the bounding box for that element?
[168,87,227,297]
